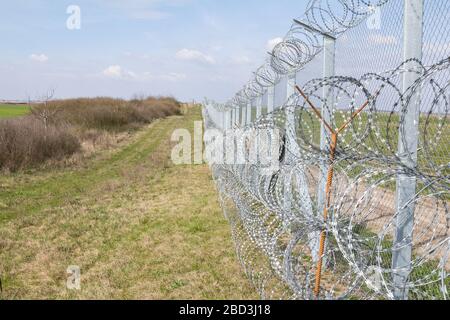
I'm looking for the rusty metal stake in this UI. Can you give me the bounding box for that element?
[295,85,373,298]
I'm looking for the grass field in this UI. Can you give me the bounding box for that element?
[0,106,256,299]
[0,104,30,119]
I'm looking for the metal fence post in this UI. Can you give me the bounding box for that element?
[283,73,297,214]
[231,108,235,128]
[221,110,225,131]
[233,107,235,127]
[225,110,230,131]
[287,73,296,97]
[392,0,423,300]
[256,96,263,119]
[241,104,247,127]
[265,86,276,186]
[317,37,336,218]
[285,74,296,159]
[310,35,336,268]
[268,86,275,115]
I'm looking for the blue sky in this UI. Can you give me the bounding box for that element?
[0,0,310,102]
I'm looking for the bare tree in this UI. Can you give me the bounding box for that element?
[30,89,60,130]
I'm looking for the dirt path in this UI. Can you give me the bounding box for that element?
[0,107,256,300]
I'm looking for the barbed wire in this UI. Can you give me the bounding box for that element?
[226,0,392,108]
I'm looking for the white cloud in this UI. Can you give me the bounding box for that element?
[175,48,215,65]
[30,54,48,62]
[267,37,283,51]
[102,65,137,79]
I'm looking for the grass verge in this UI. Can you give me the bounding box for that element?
[0,106,256,299]
[0,105,30,119]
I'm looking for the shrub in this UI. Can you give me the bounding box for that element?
[0,96,181,171]
[0,118,80,171]
[47,96,181,131]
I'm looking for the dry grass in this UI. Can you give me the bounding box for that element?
[0,118,80,172]
[0,106,256,300]
[0,96,181,172]
[48,96,181,131]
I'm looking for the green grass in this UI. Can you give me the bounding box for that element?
[0,106,256,300]
[344,225,449,299]
[0,104,30,119]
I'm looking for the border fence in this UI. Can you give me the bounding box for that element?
[203,0,449,300]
